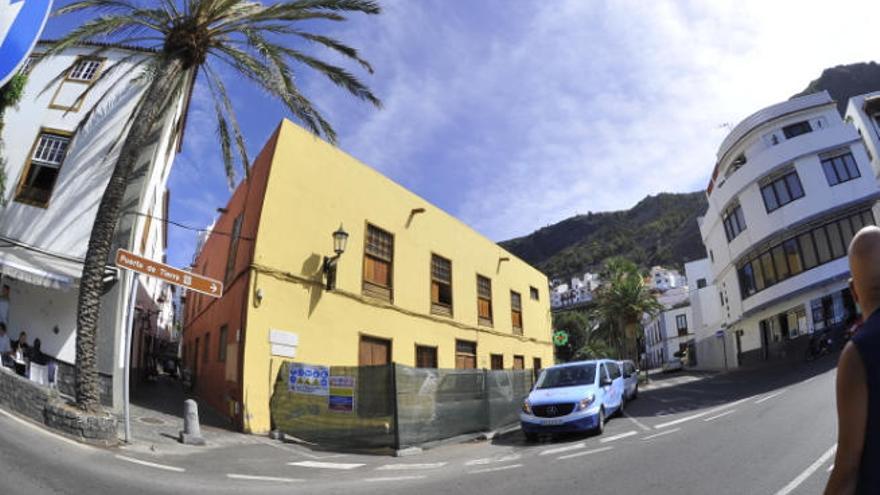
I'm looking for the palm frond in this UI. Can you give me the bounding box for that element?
[203,63,250,180]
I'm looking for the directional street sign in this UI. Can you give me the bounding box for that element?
[115,248,223,298]
[0,0,52,88]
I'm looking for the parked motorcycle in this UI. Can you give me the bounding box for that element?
[805,332,834,361]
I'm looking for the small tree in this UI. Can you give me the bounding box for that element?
[0,72,29,204]
[592,257,662,361]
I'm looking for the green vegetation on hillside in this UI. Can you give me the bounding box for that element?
[793,62,880,115]
[501,192,708,279]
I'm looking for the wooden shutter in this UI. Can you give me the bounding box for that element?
[359,336,391,366]
[363,224,393,301]
[415,346,437,368]
[455,340,477,369]
[477,275,493,326]
[490,354,503,370]
[510,291,522,334]
[513,355,524,370]
[431,255,453,316]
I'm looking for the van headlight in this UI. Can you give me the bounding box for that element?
[577,395,595,411]
[522,400,533,414]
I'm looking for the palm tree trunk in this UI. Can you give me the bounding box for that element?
[75,57,184,411]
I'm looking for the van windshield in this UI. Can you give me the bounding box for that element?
[535,364,596,389]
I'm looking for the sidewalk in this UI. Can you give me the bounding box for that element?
[639,370,719,391]
[120,376,262,457]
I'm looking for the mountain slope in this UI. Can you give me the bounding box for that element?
[793,62,880,115]
[500,192,708,278]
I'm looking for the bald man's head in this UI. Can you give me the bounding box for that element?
[849,225,880,317]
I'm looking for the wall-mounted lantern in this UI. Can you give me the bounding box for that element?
[323,224,349,290]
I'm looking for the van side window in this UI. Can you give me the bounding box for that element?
[607,362,621,379]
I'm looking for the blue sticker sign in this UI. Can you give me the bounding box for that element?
[0,0,52,87]
[288,363,329,396]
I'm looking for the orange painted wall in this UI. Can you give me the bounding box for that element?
[181,126,278,427]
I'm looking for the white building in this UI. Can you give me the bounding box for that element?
[684,258,733,370]
[700,90,877,367]
[643,302,693,369]
[550,272,599,310]
[648,266,686,292]
[0,41,187,409]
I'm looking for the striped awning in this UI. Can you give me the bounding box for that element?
[0,245,82,291]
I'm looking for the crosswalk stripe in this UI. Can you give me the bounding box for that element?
[642,428,680,440]
[287,461,365,470]
[600,430,637,443]
[557,446,613,460]
[365,475,427,482]
[539,442,586,456]
[469,464,523,474]
[226,474,303,483]
[376,462,447,471]
[465,454,521,466]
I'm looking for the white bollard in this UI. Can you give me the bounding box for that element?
[179,399,206,446]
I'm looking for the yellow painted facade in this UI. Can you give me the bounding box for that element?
[240,120,553,433]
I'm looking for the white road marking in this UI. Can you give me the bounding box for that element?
[115,455,185,473]
[226,474,302,483]
[827,464,834,473]
[287,461,365,470]
[365,475,427,482]
[773,445,837,495]
[465,454,521,466]
[704,409,737,422]
[803,377,817,384]
[469,464,523,474]
[538,442,586,456]
[376,462,447,471]
[642,428,681,440]
[252,436,346,459]
[654,397,751,429]
[756,390,787,404]
[600,430,637,443]
[557,446,613,460]
[0,407,92,450]
[624,413,651,431]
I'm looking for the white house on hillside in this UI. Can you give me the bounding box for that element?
[684,258,732,370]
[648,266,686,292]
[643,302,693,369]
[700,90,877,367]
[0,41,187,409]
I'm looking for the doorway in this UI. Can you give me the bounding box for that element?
[359,335,392,366]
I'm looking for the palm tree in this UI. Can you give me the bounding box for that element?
[592,258,662,361]
[47,0,382,411]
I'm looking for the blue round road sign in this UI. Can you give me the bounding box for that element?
[0,0,53,88]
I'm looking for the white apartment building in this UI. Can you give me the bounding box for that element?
[700,90,878,367]
[0,41,187,408]
[643,302,693,369]
[648,266,686,292]
[550,272,599,309]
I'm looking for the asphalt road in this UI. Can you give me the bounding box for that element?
[0,357,840,495]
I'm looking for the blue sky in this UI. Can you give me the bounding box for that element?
[43,0,880,268]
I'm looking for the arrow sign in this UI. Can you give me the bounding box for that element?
[115,248,223,298]
[0,0,52,88]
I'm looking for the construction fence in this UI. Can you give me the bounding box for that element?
[269,362,535,451]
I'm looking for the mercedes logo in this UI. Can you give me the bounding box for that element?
[546,405,557,416]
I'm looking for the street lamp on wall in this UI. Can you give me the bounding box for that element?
[323,224,349,290]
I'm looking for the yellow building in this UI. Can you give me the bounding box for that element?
[183,120,554,433]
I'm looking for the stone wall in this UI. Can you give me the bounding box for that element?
[0,367,117,446]
[0,367,56,421]
[55,360,113,406]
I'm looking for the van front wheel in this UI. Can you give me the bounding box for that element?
[594,407,606,435]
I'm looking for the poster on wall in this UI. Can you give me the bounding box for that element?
[328,375,356,413]
[288,363,330,396]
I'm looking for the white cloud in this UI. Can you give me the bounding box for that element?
[306,0,880,242]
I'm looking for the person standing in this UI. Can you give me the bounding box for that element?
[826,226,880,494]
[0,285,10,327]
[0,323,11,367]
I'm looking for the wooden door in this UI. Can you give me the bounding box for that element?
[513,355,524,370]
[359,336,391,366]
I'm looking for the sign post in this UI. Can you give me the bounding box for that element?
[115,249,223,443]
[0,0,52,87]
[716,329,728,372]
